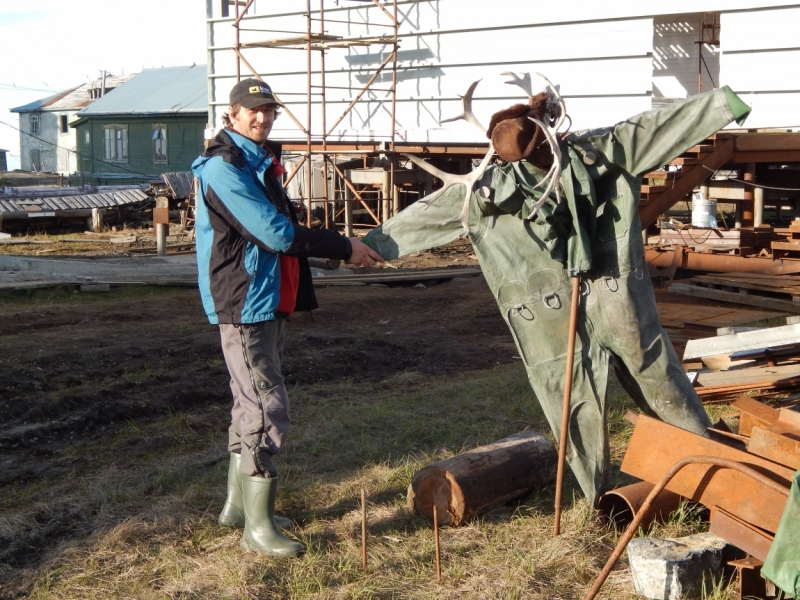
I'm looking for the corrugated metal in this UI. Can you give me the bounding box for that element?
[78,66,208,116]
[0,188,149,216]
[161,172,194,199]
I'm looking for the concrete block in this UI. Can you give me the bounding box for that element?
[628,532,728,600]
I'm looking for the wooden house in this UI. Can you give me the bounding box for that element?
[71,65,208,184]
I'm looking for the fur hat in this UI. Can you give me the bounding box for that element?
[487,92,550,163]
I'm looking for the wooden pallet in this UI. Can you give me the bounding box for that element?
[669,272,800,313]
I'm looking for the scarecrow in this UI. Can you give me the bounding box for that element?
[364,76,751,505]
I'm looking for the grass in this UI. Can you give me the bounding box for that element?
[1,362,740,599]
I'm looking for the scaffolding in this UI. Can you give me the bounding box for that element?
[226,0,407,232]
[696,12,720,94]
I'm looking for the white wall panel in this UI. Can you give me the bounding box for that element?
[721,7,800,52]
[721,50,800,92]
[206,1,800,140]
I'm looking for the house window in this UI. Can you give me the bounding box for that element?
[29,114,40,135]
[103,125,128,162]
[59,114,69,134]
[152,125,168,163]
[84,130,90,144]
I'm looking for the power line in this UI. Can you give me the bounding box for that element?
[0,83,58,93]
[0,119,153,178]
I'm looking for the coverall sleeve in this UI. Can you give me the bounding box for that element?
[591,86,751,178]
[203,159,351,259]
[363,183,468,259]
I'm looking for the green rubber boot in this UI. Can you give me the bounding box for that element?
[239,474,305,557]
[219,453,293,530]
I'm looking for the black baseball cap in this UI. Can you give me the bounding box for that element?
[229,78,282,109]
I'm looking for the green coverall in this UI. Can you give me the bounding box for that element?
[364,87,751,505]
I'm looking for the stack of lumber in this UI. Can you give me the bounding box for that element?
[772,221,800,260]
[668,272,800,313]
[682,319,800,403]
[657,303,784,355]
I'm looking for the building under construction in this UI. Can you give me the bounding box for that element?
[204,0,800,261]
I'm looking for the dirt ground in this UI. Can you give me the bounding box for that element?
[1,232,755,598]
[0,238,509,582]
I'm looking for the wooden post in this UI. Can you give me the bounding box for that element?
[91,207,102,232]
[381,169,391,224]
[344,174,354,237]
[742,163,755,228]
[361,489,367,570]
[754,186,764,227]
[408,430,557,526]
[154,195,170,257]
[433,504,442,582]
[554,276,581,536]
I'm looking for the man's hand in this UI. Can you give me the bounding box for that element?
[347,237,385,267]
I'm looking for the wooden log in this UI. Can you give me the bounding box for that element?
[407,430,557,526]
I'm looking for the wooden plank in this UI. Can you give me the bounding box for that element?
[669,283,800,316]
[657,304,781,329]
[689,275,800,296]
[684,323,800,360]
[696,364,800,387]
[733,150,800,163]
[735,133,800,152]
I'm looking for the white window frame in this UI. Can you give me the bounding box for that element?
[29,113,40,135]
[102,125,128,162]
[152,124,168,164]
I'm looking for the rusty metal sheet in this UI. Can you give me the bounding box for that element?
[778,407,800,431]
[620,414,792,532]
[734,396,780,436]
[710,507,774,561]
[747,426,800,469]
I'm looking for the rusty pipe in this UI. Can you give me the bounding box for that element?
[597,481,682,530]
[554,276,581,536]
[584,456,790,600]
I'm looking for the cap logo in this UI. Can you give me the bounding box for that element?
[249,85,271,95]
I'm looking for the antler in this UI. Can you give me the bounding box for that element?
[402,146,494,238]
[502,71,568,220]
[402,79,494,237]
[440,80,486,135]
[501,71,533,97]
[525,116,563,215]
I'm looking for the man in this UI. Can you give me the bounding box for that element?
[365,85,750,506]
[192,79,383,557]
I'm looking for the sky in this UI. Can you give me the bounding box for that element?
[0,0,207,170]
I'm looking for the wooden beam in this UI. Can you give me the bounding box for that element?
[733,150,800,163]
[639,137,734,229]
[735,134,800,152]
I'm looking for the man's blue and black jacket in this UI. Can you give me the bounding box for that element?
[192,129,352,324]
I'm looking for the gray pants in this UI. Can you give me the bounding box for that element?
[219,320,290,477]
